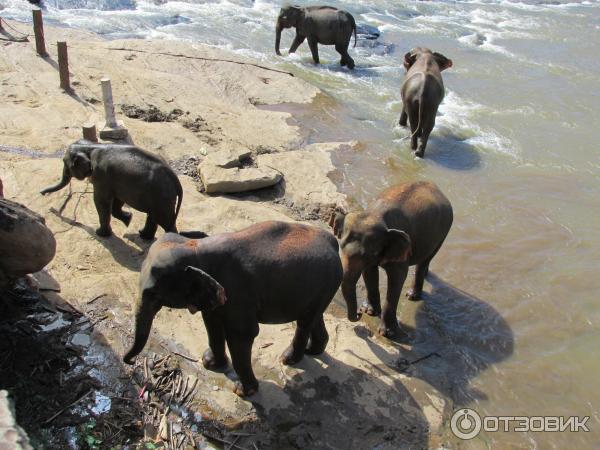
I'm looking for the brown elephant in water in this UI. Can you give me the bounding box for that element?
[123,221,342,397]
[276,5,357,69]
[329,181,453,338]
[399,47,453,158]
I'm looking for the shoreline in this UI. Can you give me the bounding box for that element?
[0,19,450,449]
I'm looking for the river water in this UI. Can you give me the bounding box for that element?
[2,0,600,447]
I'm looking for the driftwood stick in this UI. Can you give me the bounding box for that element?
[43,390,93,424]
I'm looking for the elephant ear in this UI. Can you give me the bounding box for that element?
[185,266,227,312]
[328,210,346,239]
[70,151,92,179]
[433,52,453,71]
[403,51,417,71]
[380,229,412,264]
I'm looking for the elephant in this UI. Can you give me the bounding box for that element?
[329,181,453,338]
[399,47,453,158]
[275,5,357,69]
[40,140,182,240]
[122,221,343,397]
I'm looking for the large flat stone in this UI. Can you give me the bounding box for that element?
[199,163,282,194]
[202,148,253,169]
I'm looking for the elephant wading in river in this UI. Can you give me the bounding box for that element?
[40,140,182,240]
[275,5,357,69]
[329,181,453,338]
[399,47,453,158]
[122,221,343,397]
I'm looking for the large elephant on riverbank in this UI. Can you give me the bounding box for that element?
[275,5,357,69]
[399,47,453,158]
[40,140,182,240]
[123,221,343,397]
[330,181,453,338]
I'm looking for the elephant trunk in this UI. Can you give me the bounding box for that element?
[341,258,362,322]
[123,295,160,364]
[275,21,282,56]
[40,162,71,195]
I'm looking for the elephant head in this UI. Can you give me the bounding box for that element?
[123,263,227,364]
[40,141,94,195]
[275,5,303,55]
[329,211,412,322]
[403,47,453,71]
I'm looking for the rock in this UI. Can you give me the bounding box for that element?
[199,164,282,194]
[0,198,56,286]
[202,148,252,169]
[356,23,381,40]
[257,142,350,210]
[0,391,33,450]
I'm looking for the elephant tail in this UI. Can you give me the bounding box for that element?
[174,175,183,219]
[351,15,357,48]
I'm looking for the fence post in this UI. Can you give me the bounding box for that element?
[82,123,98,142]
[99,78,128,140]
[32,9,48,57]
[57,41,71,91]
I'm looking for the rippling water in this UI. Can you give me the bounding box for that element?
[2,0,600,446]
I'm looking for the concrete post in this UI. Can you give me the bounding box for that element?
[99,77,128,140]
[82,123,98,142]
[57,41,70,91]
[32,10,47,57]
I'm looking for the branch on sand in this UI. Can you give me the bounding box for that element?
[107,47,295,77]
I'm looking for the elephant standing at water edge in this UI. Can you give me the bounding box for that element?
[399,48,453,158]
[275,5,357,69]
[330,181,453,338]
[40,140,183,240]
[123,221,343,397]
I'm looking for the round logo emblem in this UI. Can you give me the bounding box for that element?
[451,408,482,440]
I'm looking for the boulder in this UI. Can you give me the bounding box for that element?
[202,148,253,169]
[199,164,282,194]
[0,198,56,286]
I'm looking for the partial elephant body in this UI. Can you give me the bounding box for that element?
[399,48,453,157]
[124,221,343,396]
[330,181,453,338]
[276,5,357,69]
[40,140,182,240]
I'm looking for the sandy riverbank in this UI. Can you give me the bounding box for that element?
[0,20,449,449]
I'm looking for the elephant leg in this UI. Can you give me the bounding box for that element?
[407,238,445,301]
[306,315,328,355]
[378,263,408,338]
[139,215,158,241]
[93,189,113,237]
[201,311,228,370]
[307,37,320,64]
[359,265,381,316]
[335,43,347,66]
[416,116,435,158]
[289,34,306,53]
[399,108,408,127]
[408,103,420,151]
[227,334,258,397]
[111,198,132,226]
[281,316,314,365]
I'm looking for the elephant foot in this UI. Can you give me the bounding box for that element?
[95,226,112,238]
[280,345,304,365]
[202,348,228,371]
[359,300,381,317]
[378,322,408,340]
[233,380,258,398]
[347,60,355,70]
[399,116,408,127]
[414,149,424,158]
[406,289,423,301]
[139,229,156,241]
[305,335,328,355]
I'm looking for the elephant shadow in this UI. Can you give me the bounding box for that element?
[358,272,514,407]
[50,209,148,271]
[248,351,430,449]
[421,130,482,170]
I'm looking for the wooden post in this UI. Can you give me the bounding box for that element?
[32,10,47,57]
[57,41,70,91]
[82,123,98,142]
[0,18,4,32]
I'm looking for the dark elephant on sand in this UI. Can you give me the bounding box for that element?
[40,140,182,240]
[330,181,453,338]
[123,221,343,397]
[276,5,357,69]
[399,47,453,158]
